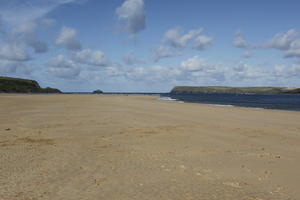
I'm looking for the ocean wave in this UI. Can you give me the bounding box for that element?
[159,97,178,101]
[211,104,234,107]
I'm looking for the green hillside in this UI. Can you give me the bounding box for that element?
[0,76,62,93]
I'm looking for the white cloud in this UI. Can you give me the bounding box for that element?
[73,49,109,66]
[125,67,147,81]
[55,26,81,51]
[48,55,80,79]
[164,28,202,48]
[125,56,226,84]
[123,51,143,65]
[0,43,31,61]
[38,18,56,27]
[116,0,145,36]
[152,45,180,62]
[105,64,123,76]
[179,56,226,82]
[261,29,300,58]
[0,60,18,73]
[26,36,48,53]
[180,56,209,71]
[285,48,300,58]
[231,62,265,80]
[242,51,253,58]
[274,64,300,78]
[152,28,212,62]
[290,39,300,49]
[12,21,37,34]
[283,39,300,58]
[194,35,213,50]
[0,0,87,26]
[123,54,300,87]
[125,65,181,83]
[4,20,50,54]
[232,37,249,48]
[265,29,298,50]
[0,59,32,75]
[232,30,251,49]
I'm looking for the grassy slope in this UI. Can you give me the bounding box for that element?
[0,76,61,93]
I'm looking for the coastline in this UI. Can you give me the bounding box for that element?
[1,94,300,200]
[159,96,300,112]
[159,93,300,112]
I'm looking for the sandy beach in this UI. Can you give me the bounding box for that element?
[1,94,300,200]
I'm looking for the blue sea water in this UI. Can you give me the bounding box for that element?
[160,93,300,112]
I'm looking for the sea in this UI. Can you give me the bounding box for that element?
[63,92,300,112]
[159,93,300,112]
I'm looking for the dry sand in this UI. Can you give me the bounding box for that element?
[1,94,300,200]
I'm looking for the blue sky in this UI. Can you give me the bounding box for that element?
[0,0,300,92]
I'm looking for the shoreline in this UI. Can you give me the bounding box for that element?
[159,98,300,113]
[158,94,300,112]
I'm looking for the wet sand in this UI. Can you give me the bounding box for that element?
[1,94,300,200]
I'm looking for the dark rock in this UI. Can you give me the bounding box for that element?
[93,89,103,94]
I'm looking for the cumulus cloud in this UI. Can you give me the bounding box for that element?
[283,37,300,58]
[123,51,143,65]
[180,56,226,81]
[125,67,147,81]
[125,65,181,83]
[125,56,226,84]
[194,35,213,50]
[27,37,48,53]
[164,28,202,48]
[48,55,80,79]
[152,45,180,62]
[55,26,82,51]
[265,29,298,50]
[73,49,109,67]
[1,20,51,55]
[148,65,181,82]
[274,64,300,78]
[0,43,31,61]
[152,27,212,62]
[232,30,251,49]
[285,48,300,58]
[116,0,145,36]
[232,37,249,48]
[123,54,300,87]
[262,29,300,58]
[242,51,253,58]
[14,21,49,53]
[231,62,265,80]
[105,64,123,76]
[232,29,300,59]
[180,56,209,71]
[0,60,19,73]
[0,59,32,75]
